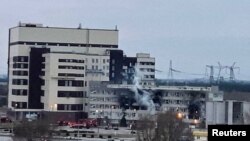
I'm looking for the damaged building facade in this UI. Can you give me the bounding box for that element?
[7,23,155,120]
[8,23,224,125]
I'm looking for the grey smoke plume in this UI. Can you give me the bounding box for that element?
[131,67,156,115]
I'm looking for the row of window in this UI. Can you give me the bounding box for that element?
[162,92,205,98]
[144,75,155,79]
[139,82,155,86]
[57,104,83,111]
[58,73,84,77]
[89,90,116,95]
[13,56,28,62]
[58,59,84,63]
[13,70,28,76]
[90,111,122,117]
[58,91,87,98]
[90,97,118,102]
[90,104,120,109]
[10,41,118,48]
[13,63,28,69]
[11,101,27,109]
[12,79,28,85]
[139,62,155,65]
[163,107,187,113]
[86,73,108,77]
[12,89,28,96]
[58,65,84,70]
[140,68,155,72]
[163,100,189,105]
[90,58,109,64]
[58,80,85,87]
[90,65,109,71]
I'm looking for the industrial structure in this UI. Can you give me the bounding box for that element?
[8,23,249,129]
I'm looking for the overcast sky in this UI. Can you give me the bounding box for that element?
[1,0,250,80]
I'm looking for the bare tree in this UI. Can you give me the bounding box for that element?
[136,111,193,141]
[12,119,52,141]
[136,115,156,141]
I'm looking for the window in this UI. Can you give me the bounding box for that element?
[13,56,28,62]
[96,59,98,63]
[11,101,27,109]
[58,66,84,70]
[58,73,84,77]
[42,57,45,62]
[12,79,28,85]
[92,58,95,63]
[112,59,115,64]
[48,43,58,46]
[103,59,105,63]
[95,66,98,70]
[58,80,84,87]
[58,59,84,63]
[12,89,28,96]
[41,71,45,76]
[57,91,85,98]
[59,59,66,62]
[13,63,28,69]
[13,71,28,76]
[57,104,83,111]
[41,64,45,69]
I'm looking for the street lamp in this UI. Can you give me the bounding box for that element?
[177,112,183,119]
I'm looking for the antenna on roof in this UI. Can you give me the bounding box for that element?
[19,21,22,26]
[78,23,82,29]
[115,25,118,30]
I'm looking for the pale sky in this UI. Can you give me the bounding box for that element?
[1,0,250,80]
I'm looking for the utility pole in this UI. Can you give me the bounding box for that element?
[206,65,214,83]
[168,60,173,80]
[214,62,226,83]
[226,62,240,81]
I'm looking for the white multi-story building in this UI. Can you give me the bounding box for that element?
[7,23,156,121]
[8,23,119,120]
[136,53,155,86]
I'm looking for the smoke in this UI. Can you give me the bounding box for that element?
[131,67,156,115]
